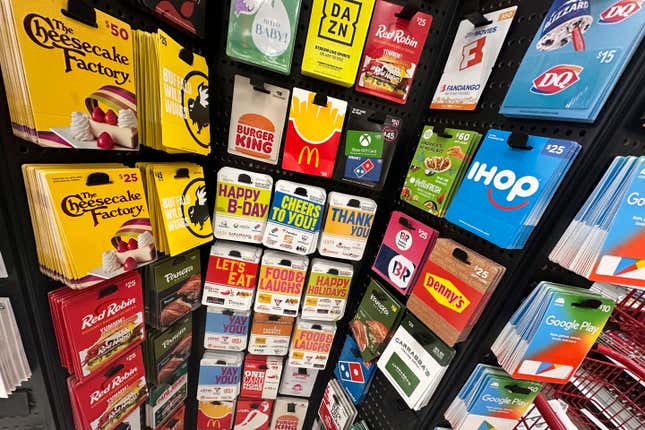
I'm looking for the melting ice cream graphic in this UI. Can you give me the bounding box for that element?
[537,0,593,52]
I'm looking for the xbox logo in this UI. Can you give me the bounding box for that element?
[359,133,372,147]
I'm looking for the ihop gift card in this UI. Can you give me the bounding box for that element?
[334,336,377,405]
[446,130,580,249]
[500,0,645,122]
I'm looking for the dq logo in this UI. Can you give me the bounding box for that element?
[466,162,540,211]
[600,0,642,23]
[530,64,583,95]
[298,146,320,167]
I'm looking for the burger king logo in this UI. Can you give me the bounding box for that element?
[235,113,276,159]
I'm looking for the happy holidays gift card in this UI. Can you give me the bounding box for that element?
[282,89,347,178]
[500,0,645,122]
[301,259,354,321]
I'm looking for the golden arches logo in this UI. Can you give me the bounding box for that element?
[298,146,320,167]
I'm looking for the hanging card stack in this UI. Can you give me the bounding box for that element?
[138,0,207,37]
[248,313,294,356]
[197,401,236,430]
[288,319,336,369]
[228,75,290,165]
[318,379,358,430]
[214,167,273,244]
[301,0,376,87]
[144,249,201,329]
[279,365,319,397]
[372,211,438,296]
[430,7,517,110]
[0,0,138,149]
[408,239,506,346]
[68,347,147,430]
[145,363,188,430]
[156,404,185,430]
[197,351,244,401]
[48,272,145,379]
[134,30,210,154]
[349,279,403,362]
[492,282,614,384]
[500,0,645,122]
[234,399,273,430]
[377,312,455,410]
[0,298,31,398]
[401,126,482,217]
[240,355,284,399]
[204,308,251,351]
[226,0,302,74]
[144,314,192,386]
[255,251,309,317]
[446,129,580,249]
[264,181,326,255]
[550,156,645,288]
[301,259,353,321]
[445,364,541,430]
[334,336,377,405]
[319,192,377,261]
[282,89,348,178]
[22,164,156,288]
[138,162,213,256]
[355,1,433,104]
[203,241,263,310]
[335,108,402,190]
[270,397,308,430]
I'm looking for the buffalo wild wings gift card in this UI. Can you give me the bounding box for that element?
[281,88,347,178]
[355,1,432,104]
[48,271,145,379]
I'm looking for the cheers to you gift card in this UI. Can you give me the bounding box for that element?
[282,88,347,178]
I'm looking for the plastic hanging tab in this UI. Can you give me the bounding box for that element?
[464,0,492,27]
[98,284,118,298]
[507,132,533,150]
[86,172,110,186]
[175,168,190,178]
[395,2,419,20]
[104,363,124,377]
[368,111,387,124]
[313,93,328,107]
[434,126,453,138]
[61,0,97,28]
[179,47,194,66]
[399,216,415,230]
[452,248,470,264]
[251,77,271,94]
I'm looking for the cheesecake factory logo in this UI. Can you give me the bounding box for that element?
[61,191,144,226]
[23,13,131,85]
[319,0,362,46]
[181,70,210,148]
[180,178,211,238]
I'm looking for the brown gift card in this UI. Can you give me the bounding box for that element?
[407,239,505,346]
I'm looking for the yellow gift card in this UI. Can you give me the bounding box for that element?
[301,0,376,87]
[7,0,137,149]
[138,162,213,256]
[21,165,156,288]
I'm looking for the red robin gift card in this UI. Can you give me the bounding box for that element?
[355,1,432,104]
[281,88,347,178]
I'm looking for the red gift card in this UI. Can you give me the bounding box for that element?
[68,346,147,430]
[234,398,273,430]
[355,1,432,104]
[158,404,185,430]
[240,355,283,399]
[205,253,260,291]
[281,88,347,178]
[197,401,235,430]
[49,272,145,380]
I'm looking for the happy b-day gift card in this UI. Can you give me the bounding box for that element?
[282,88,347,178]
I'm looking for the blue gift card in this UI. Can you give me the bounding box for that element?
[446,130,579,249]
[500,0,645,122]
[345,156,383,183]
[334,336,377,405]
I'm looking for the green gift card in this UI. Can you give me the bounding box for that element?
[345,130,384,158]
[226,0,302,74]
[401,126,481,217]
[385,352,420,397]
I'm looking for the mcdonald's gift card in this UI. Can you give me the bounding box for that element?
[282,88,347,178]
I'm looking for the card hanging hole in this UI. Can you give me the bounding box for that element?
[229,250,242,258]
[61,0,97,28]
[294,187,308,197]
[395,3,418,20]
[287,403,296,413]
[238,174,252,184]
[452,248,470,264]
[434,126,453,139]
[507,132,533,150]
[368,111,387,124]
[175,168,190,179]
[313,93,328,107]
[279,259,292,267]
[398,216,415,230]
[179,47,194,65]
[86,172,110,186]
[172,255,186,265]
[572,299,602,309]
[347,199,361,208]
[328,269,339,275]
[298,367,308,375]
[104,363,124,378]
[98,284,118,298]
[312,324,322,330]
[505,384,532,395]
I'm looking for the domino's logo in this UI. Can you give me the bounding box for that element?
[338,361,365,383]
[353,159,374,178]
[600,0,641,23]
[466,162,540,211]
[530,65,583,95]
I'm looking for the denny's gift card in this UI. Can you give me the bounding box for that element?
[228,75,290,164]
[356,1,432,104]
[282,89,347,178]
[255,251,309,317]
[301,0,376,86]
[214,167,273,244]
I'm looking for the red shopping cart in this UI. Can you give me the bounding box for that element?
[514,288,644,430]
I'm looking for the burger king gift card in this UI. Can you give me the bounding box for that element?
[270,397,308,430]
[355,1,432,104]
[228,75,290,165]
[281,88,347,178]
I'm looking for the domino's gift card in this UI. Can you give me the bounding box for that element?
[345,156,383,182]
[334,335,377,405]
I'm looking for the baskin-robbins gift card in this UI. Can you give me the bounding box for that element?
[254,251,309,317]
[263,180,326,255]
[355,1,432,104]
[214,167,273,244]
[500,0,645,122]
[281,89,347,178]
[202,241,262,311]
[228,75,290,165]
[318,192,377,261]
[372,211,438,296]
